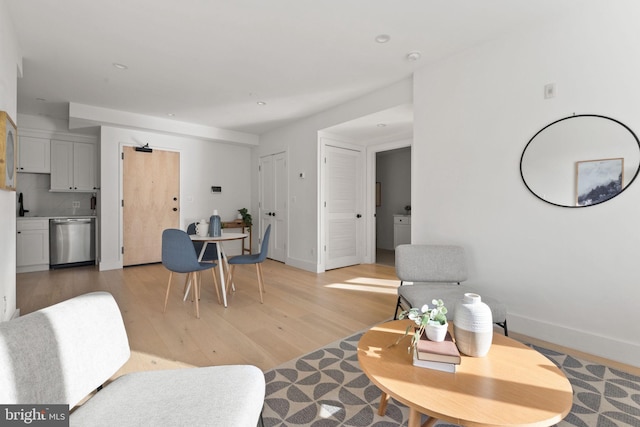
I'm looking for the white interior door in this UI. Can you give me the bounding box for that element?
[259,152,287,262]
[324,144,364,270]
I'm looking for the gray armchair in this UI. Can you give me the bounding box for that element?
[394,244,508,335]
[0,292,265,426]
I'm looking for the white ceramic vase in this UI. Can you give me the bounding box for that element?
[453,293,493,357]
[195,219,209,237]
[425,321,448,342]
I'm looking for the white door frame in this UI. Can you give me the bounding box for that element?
[365,138,412,264]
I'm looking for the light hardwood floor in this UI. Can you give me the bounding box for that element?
[16,260,400,373]
[16,260,640,377]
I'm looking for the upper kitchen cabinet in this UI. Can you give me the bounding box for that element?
[50,140,98,192]
[18,136,50,173]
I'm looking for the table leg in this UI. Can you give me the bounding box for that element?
[182,275,192,302]
[184,242,208,301]
[422,417,438,427]
[378,392,390,416]
[408,408,437,427]
[216,243,228,307]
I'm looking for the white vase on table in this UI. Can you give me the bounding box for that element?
[195,219,208,237]
[453,293,493,357]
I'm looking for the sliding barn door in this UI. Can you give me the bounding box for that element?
[122,146,180,266]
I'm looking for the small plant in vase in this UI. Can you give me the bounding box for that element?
[398,299,449,351]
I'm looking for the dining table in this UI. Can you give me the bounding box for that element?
[189,232,248,307]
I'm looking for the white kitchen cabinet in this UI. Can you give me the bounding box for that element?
[393,215,411,248]
[17,219,49,272]
[50,140,98,192]
[18,136,50,173]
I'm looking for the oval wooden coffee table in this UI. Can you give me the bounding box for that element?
[357,320,573,427]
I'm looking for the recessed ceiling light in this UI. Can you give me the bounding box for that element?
[167,113,175,117]
[112,63,128,70]
[406,51,422,62]
[377,123,387,128]
[257,101,267,106]
[36,98,46,102]
[375,34,391,43]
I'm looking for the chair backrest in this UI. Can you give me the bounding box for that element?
[162,228,202,273]
[186,222,197,235]
[256,224,271,263]
[0,292,130,407]
[395,244,467,283]
[186,223,216,259]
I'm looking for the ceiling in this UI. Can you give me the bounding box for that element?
[5,1,578,139]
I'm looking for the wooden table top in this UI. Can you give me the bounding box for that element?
[357,320,573,427]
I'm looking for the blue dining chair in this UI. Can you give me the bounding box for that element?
[162,229,219,318]
[186,223,219,262]
[225,225,271,303]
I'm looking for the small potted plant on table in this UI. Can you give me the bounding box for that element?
[399,299,449,350]
[237,208,253,226]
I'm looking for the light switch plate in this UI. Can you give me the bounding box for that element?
[544,83,556,99]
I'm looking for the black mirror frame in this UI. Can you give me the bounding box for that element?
[520,114,640,208]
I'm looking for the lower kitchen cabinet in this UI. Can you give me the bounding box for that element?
[17,219,49,273]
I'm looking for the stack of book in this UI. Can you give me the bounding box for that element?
[412,330,461,373]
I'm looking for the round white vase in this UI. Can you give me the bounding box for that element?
[425,321,448,342]
[453,293,493,357]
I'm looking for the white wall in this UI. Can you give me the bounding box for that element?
[0,0,20,321]
[376,146,411,250]
[99,126,252,270]
[257,79,413,271]
[413,2,640,366]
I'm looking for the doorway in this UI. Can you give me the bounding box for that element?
[259,151,287,262]
[375,146,411,266]
[321,137,365,270]
[317,104,413,270]
[122,146,180,266]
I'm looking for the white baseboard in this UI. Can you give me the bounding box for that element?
[17,264,49,274]
[285,257,321,273]
[508,313,639,368]
[99,260,123,271]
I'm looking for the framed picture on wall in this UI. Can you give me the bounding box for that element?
[0,111,17,191]
[575,157,624,206]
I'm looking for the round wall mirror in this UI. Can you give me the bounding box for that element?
[520,114,640,207]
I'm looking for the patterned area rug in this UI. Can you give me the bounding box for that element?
[263,331,640,427]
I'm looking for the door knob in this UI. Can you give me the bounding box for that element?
[356,214,362,218]
[173,207,178,211]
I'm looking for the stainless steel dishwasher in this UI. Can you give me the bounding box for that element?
[49,218,96,268]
